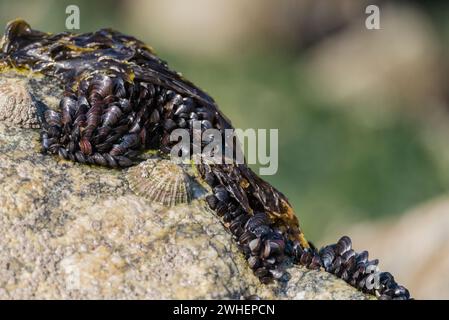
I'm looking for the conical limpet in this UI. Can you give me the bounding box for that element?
[126,158,192,207]
[0,78,40,128]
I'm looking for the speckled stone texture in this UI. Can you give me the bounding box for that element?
[0,98,372,300]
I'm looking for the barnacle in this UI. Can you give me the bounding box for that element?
[0,78,40,128]
[126,158,191,207]
[0,19,411,299]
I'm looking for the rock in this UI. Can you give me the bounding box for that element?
[340,197,449,299]
[0,121,373,299]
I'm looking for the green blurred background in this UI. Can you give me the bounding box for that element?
[2,0,449,298]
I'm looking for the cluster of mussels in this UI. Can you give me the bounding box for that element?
[205,193,289,284]
[1,19,411,300]
[41,73,221,168]
[297,237,410,299]
[203,175,410,300]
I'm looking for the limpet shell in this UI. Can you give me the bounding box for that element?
[126,158,191,207]
[0,78,40,128]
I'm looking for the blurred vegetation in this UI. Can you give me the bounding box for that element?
[1,0,449,242]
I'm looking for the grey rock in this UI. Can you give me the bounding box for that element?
[0,74,372,300]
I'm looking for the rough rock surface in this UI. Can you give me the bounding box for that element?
[0,121,372,300]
